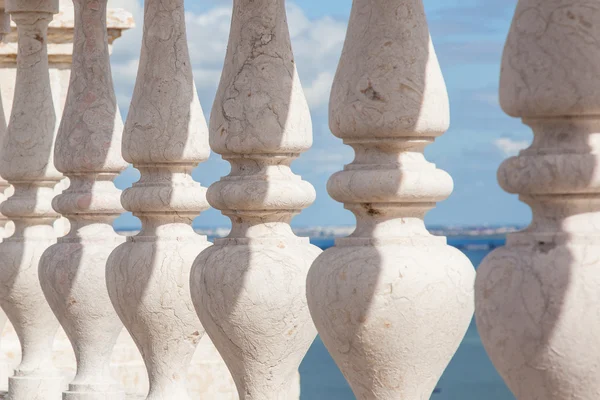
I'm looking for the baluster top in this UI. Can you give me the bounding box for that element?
[210,0,312,156]
[500,1,600,117]
[122,0,208,166]
[330,0,448,140]
[54,0,125,175]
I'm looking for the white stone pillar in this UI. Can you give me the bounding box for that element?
[475,2,600,399]
[0,3,11,388]
[0,0,64,399]
[305,1,476,399]
[38,0,127,399]
[190,0,321,398]
[0,0,11,241]
[105,0,211,398]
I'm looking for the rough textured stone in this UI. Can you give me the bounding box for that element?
[105,0,212,398]
[0,0,10,241]
[191,1,319,399]
[0,1,235,397]
[475,1,600,399]
[0,0,132,65]
[38,1,127,399]
[306,1,475,399]
[0,1,8,43]
[0,1,64,399]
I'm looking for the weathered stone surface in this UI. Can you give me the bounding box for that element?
[0,1,235,397]
[105,0,212,398]
[0,0,10,240]
[0,0,8,43]
[306,1,475,399]
[191,0,318,399]
[0,0,132,65]
[0,9,8,376]
[38,1,127,399]
[476,2,600,399]
[0,1,64,399]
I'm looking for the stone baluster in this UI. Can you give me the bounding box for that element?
[105,0,210,398]
[190,0,321,398]
[305,1,475,399]
[38,0,127,399]
[0,0,10,241]
[475,2,600,399]
[0,0,64,399]
[0,1,11,387]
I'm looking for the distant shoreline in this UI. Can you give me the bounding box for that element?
[114,226,524,239]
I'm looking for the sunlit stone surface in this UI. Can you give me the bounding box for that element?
[0,1,12,389]
[105,0,213,398]
[476,1,600,399]
[38,0,127,398]
[191,0,319,398]
[306,1,475,399]
[0,1,235,397]
[0,0,64,398]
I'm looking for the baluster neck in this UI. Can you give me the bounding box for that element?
[210,153,314,243]
[122,164,208,235]
[329,137,452,245]
[500,116,600,246]
[52,174,123,238]
[1,182,58,231]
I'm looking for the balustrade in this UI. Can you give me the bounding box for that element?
[306,1,475,399]
[475,1,600,399]
[105,0,211,398]
[0,0,64,399]
[0,0,593,399]
[190,0,320,398]
[38,1,127,399]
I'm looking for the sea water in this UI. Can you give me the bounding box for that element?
[299,236,515,400]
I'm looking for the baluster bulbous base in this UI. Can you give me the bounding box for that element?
[39,225,126,400]
[476,235,600,400]
[0,230,63,400]
[192,237,320,400]
[107,230,209,400]
[307,239,474,400]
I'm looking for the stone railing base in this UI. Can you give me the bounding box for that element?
[0,323,240,398]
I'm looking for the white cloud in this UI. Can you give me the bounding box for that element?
[473,91,499,107]
[304,72,335,110]
[493,138,529,156]
[300,147,353,175]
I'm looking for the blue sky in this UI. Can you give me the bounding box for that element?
[108,0,530,230]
